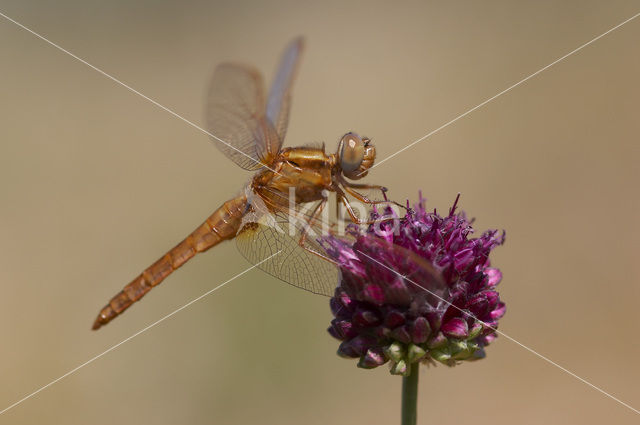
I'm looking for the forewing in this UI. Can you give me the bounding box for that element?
[205,63,280,170]
[236,202,338,297]
[266,37,304,144]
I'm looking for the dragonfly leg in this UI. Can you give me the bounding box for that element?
[337,188,394,225]
[341,181,389,200]
[340,184,407,211]
[303,198,327,232]
[296,198,339,265]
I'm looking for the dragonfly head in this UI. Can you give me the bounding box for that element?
[337,132,375,180]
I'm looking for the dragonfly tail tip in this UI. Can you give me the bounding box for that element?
[91,317,104,331]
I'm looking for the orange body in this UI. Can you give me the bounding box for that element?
[92,195,247,330]
[253,147,336,208]
[92,148,337,330]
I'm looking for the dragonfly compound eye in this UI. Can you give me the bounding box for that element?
[339,132,375,180]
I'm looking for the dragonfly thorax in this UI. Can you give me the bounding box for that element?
[252,147,335,206]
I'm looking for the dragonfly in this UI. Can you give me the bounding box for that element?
[92,37,432,330]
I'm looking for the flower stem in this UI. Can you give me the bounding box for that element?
[401,362,419,425]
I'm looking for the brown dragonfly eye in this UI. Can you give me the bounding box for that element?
[339,132,365,174]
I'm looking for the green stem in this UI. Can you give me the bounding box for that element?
[401,362,419,425]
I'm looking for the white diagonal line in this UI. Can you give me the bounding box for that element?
[355,249,640,415]
[367,11,640,173]
[0,10,279,174]
[2,3,637,416]
[0,250,281,416]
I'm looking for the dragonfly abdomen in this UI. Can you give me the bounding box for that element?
[92,194,248,330]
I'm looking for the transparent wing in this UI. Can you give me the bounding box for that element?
[236,187,445,303]
[205,63,280,170]
[266,37,304,143]
[236,207,338,297]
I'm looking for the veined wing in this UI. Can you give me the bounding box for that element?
[266,37,305,142]
[235,188,446,305]
[205,63,280,170]
[236,198,338,297]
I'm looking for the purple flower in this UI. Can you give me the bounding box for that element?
[323,194,505,374]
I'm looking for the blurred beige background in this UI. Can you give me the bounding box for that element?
[0,1,638,424]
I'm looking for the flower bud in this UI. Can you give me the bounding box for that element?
[430,348,451,364]
[410,317,431,344]
[384,310,406,328]
[468,322,483,340]
[441,318,469,339]
[384,342,405,362]
[391,325,412,344]
[427,332,448,349]
[353,308,381,327]
[407,344,427,363]
[358,348,387,369]
[390,360,409,376]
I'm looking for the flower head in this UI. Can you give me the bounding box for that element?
[323,194,505,375]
